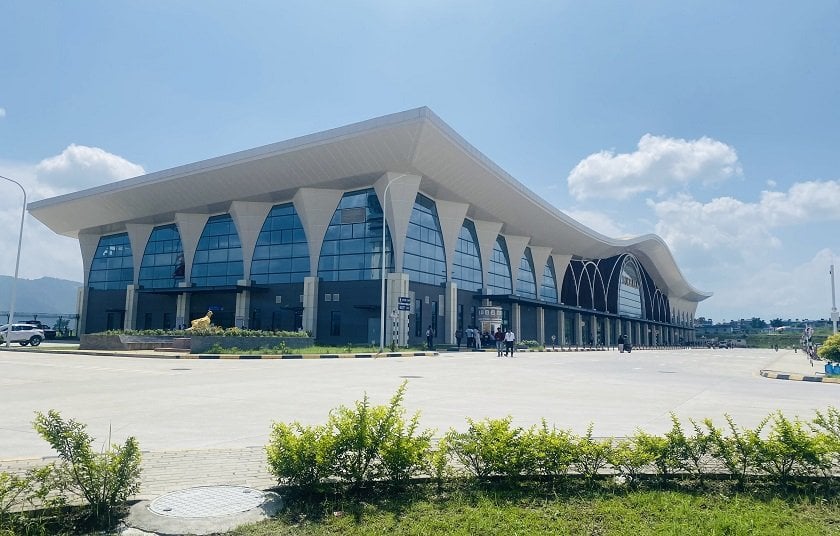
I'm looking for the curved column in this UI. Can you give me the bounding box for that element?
[374,173,421,273]
[174,213,210,284]
[77,232,101,335]
[529,246,552,290]
[229,201,274,282]
[435,200,469,282]
[503,235,530,291]
[292,188,343,277]
[125,224,154,285]
[472,220,503,293]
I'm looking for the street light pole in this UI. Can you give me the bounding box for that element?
[379,174,408,352]
[831,263,838,335]
[1,175,26,349]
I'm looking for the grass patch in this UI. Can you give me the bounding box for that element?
[230,481,840,536]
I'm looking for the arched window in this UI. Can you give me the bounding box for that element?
[139,224,184,289]
[191,214,244,287]
[487,236,512,295]
[515,248,537,299]
[403,194,446,286]
[618,257,643,318]
[452,220,482,292]
[89,233,133,290]
[540,257,558,303]
[318,189,393,281]
[251,203,310,284]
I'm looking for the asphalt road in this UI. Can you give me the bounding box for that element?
[0,348,835,459]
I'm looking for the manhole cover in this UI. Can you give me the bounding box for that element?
[149,486,266,518]
[399,375,423,379]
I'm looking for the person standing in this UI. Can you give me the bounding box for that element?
[494,327,504,356]
[618,334,625,353]
[426,325,434,350]
[504,327,516,357]
[455,328,463,348]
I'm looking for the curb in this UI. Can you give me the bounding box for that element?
[0,347,438,360]
[760,369,840,384]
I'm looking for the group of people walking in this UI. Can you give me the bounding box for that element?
[454,326,517,356]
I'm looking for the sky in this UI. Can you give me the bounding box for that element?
[1,1,839,323]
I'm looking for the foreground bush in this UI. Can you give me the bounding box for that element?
[0,411,141,534]
[266,386,840,497]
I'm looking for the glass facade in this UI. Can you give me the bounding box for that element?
[251,203,310,284]
[487,236,512,295]
[89,233,134,290]
[540,257,558,303]
[452,220,482,292]
[191,214,244,287]
[138,224,184,289]
[404,194,446,286]
[318,189,393,281]
[618,258,643,318]
[515,248,537,299]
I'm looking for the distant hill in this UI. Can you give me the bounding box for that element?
[0,276,81,316]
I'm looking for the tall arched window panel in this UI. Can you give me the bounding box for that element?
[487,236,512,295]
[191,214,244,287]
[540,258,558,303]
[139,224,184,289]
[452,220,482,292]
[515,248,537,299]
[251,203,310,284]
[317,189,393,281]
[89,233,133,290]
[617,257,643,318]
[403,194,446,286]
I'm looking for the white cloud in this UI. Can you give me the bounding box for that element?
[562,209,629,238]
[567,134,742,201]
[649,180,840,257]
[36,144,145,191]
[0,107,6,118]
[0,146,145,282]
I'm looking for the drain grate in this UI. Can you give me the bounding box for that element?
[149,486,266,518]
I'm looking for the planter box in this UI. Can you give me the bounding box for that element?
[80,334,180,351]
[189,336,314,354]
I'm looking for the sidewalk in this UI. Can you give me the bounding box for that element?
[759,349,839,384]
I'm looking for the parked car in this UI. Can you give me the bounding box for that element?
[20,320,57,339]
[0,323,45,346]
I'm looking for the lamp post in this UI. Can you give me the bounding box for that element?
[831,263,838,335]
[379,174,408,352]
[1,175,26,349]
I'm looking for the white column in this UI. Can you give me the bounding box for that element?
[176,290,190,329]
[575,312,583,346]
[559,310,565,346]
[293,188,344,277]
[536,306,545,345]
[124,284,138,330]
[302,276,319,337]
[386,272,410,347]
[435,200,469,283]
[125,224,154,285]
[512,302,521,340]
[235,285,251,328]
[77,233,101,334]
[374,173,421,273]
[175,213,210,284]
[230,201,274,282]
[472,220,503,293]
[445,281,458,345]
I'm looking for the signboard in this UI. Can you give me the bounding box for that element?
[398,296,411,304]
[398,304,411,311]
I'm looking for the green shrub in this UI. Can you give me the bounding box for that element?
[811,406,840,463]
[670,417,715,485]
[705,414,766,489]
[0,466,67,535]
[531,420,576,479]
[446,417,536,479]
[328,382,432,490]
[572,424,614,481]
[266,422,336,490]
[32,410,141,529]
[609,436,656,486]
[817,334,840,362]
[755,411,833,487]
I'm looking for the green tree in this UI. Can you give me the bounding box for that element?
[817,334,840,362]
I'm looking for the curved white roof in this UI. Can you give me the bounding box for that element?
[29,107,710,303]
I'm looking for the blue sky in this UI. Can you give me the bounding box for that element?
[1,1,839,323]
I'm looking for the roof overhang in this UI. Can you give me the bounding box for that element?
[29,107,711,303]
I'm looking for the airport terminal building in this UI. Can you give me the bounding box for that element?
[29,108,710,347]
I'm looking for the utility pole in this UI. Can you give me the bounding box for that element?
[831,263,838,335]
